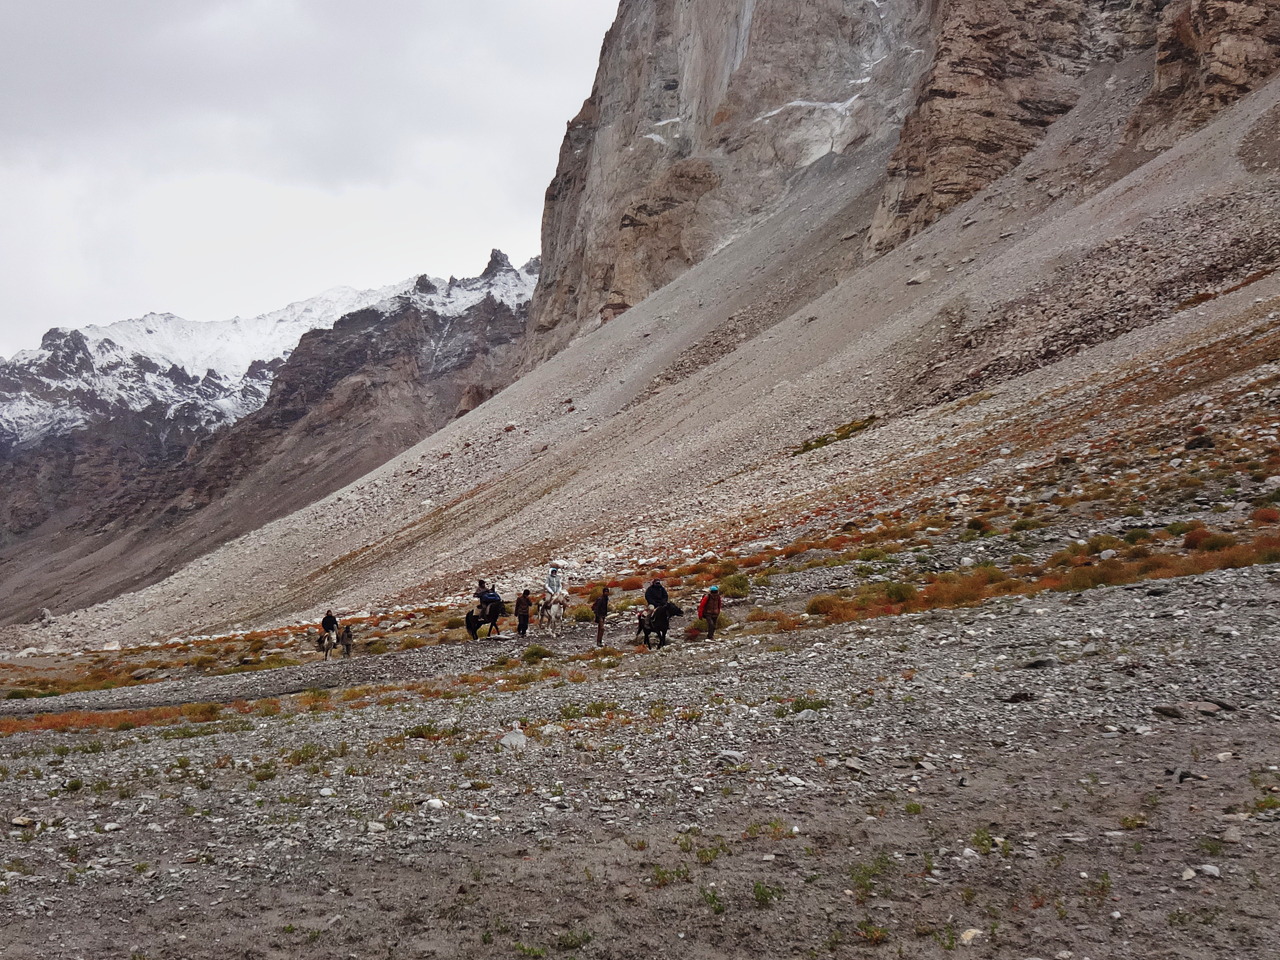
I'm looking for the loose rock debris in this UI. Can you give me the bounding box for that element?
[1,566,1278,958]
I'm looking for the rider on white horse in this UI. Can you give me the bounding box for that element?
[544,564,567,602]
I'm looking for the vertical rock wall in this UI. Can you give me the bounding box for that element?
[1128,0,1280,148]
[530,0,934,358]
[864,0,1159,256]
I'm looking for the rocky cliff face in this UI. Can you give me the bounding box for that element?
[864,0,1159,255]
[1128,0,1280,148]
[530,0,935,356]
[866,0,1280,253]
[536,0,1279,324]
[0,253,535,623]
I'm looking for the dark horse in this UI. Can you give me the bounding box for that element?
[636,601,684,649]
[465,600,506,639]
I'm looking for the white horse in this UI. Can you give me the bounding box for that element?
[538,592,569,638]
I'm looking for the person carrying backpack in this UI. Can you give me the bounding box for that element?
[474,579,502,616]
[698,586,722,640]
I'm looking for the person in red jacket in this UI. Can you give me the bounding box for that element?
[698,586,723,640]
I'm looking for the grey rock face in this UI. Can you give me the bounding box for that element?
[532,0,934,356]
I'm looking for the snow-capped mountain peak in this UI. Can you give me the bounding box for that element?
[0,254,537,451]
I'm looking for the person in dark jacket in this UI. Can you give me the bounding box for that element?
[515,590,532,637]
[474,579,501,618]
[698,586,723,640]
[320,610,339,651]
[643,577,668,611]
[593,587,610,647]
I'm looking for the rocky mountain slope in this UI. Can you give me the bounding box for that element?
[11,42,1274,650]
[4,4,1280,956]
[0,253,536,624]
[1,1,1277,648]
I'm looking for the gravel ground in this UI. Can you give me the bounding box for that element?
[3,565,1278,959]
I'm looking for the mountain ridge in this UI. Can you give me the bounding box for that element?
[0,252,537,623]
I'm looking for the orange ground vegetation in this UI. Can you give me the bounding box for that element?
[0,699,251,737]
[804,535,1280,625]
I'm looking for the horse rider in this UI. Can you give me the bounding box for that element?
[321,609,339,649]
[544,564,567,601]
[644,576,669,613]
[474,579,501,618]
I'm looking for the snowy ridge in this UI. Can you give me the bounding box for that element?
[0,253,537,450]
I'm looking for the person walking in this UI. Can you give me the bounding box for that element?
[698,586,723,640]
[593,587,610,647]
[515,589,532,637]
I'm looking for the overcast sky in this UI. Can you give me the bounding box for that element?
[0,0,618,359]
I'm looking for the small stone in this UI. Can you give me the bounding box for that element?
[1181,867,1196,880]
[103,823,122,833]
[426,799,446,811]
[319,788,335,797]
[1198,864,1221,878]
[367,821,387,834]
[907,269,932,285]
[959,928,983,945]
[1222,826,1242,844]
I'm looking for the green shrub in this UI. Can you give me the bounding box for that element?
[570,605,594,623]
[718,574,750,598]
[882,582,917,604]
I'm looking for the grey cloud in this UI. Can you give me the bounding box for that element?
[0,1,608,185]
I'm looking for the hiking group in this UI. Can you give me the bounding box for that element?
[463,566,723,648]
[317,564,724,656]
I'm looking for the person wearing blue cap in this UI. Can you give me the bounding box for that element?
[698,585,723,640]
